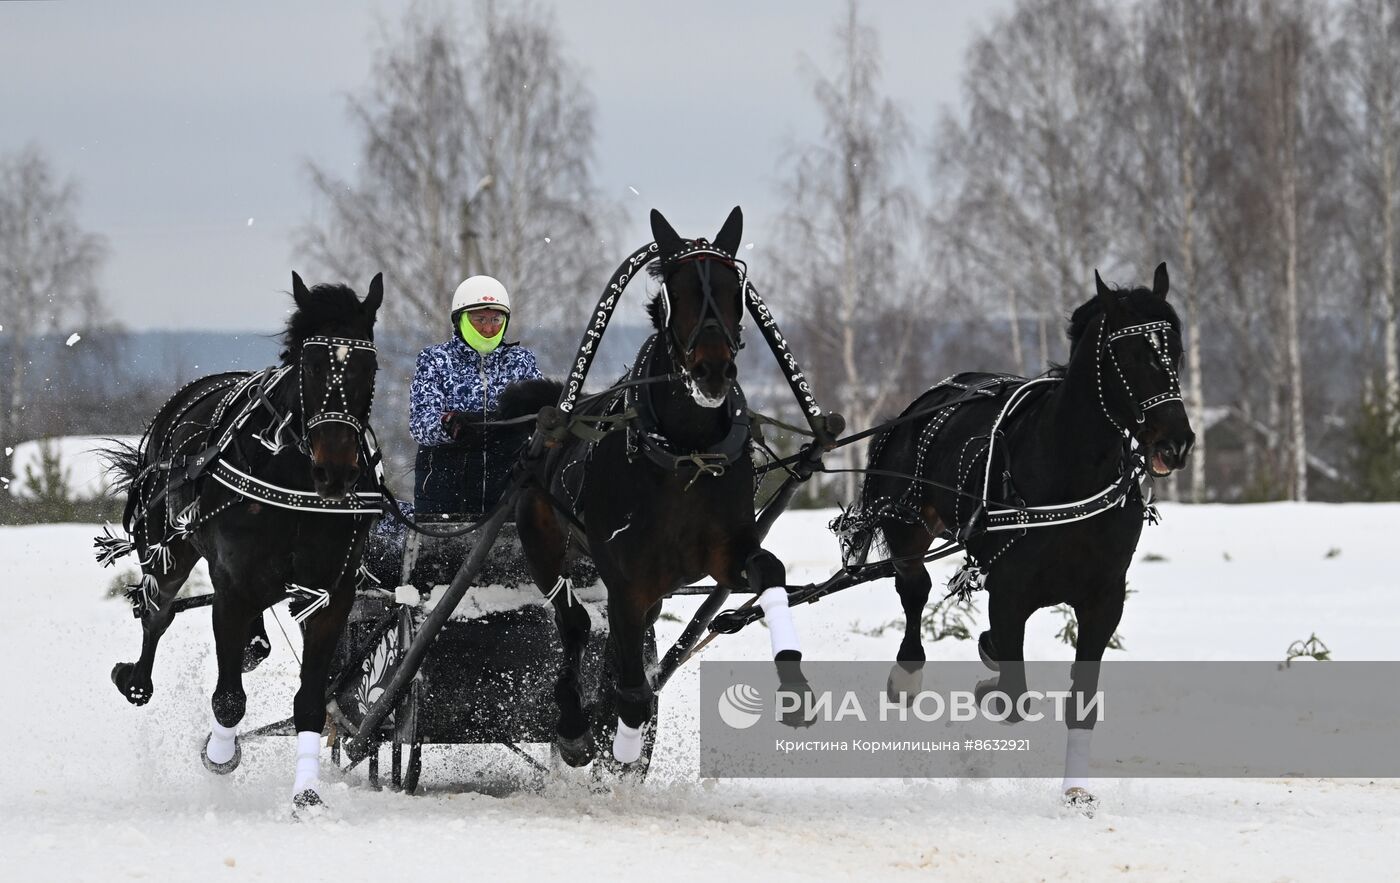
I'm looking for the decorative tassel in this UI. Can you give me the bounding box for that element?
[944,562,985,603]
[829,504,872,569]
[288,584,331,625]
[140,543,174,575]
[93,525,136,568]
[172,500,200,535]
[124,573,160,617]
[544,575,576,607]
[356,561,381,588]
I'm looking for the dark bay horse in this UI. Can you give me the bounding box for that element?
[846,264,1195,808]
[508,207,807,768]
[102,273,382,812]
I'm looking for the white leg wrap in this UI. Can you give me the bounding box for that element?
[207,717,238,765]
[613,719,643,764]
[758,587,800,658]
[1062,727,1092,792]
[293,731,321,793]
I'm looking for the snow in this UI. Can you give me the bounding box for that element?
[6,435,142,500]
[3,504,1399,880]
[65,332,81,347]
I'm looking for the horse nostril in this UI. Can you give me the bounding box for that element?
[312,465,329,485]
[723,362,737,380]
[693,364,711,381]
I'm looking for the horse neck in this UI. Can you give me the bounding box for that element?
[646,337,727,450]
[1038,332,1130,489]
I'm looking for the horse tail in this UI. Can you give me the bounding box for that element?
[498,378,564,422]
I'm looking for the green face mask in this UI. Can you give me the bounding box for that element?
[459,312,506,355]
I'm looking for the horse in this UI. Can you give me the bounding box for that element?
[504,207,809,769]
[100,272,383,813]
[843,263,1195,809]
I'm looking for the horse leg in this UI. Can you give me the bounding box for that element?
[242,614,272,673]
[606,587,657,764]
[202,585,260,775]
[712,545,811,727]
[111,540,201,706]
[287,585,355,811]
[517,490,594,766]
[1060,582,1126,814]
[882,516,937,701]
[974,578,1031,723]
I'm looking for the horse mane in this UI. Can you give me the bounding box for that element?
[645,258,676,331]
[279,283,372,364]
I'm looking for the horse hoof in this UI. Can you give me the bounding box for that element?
[201,733,242,775]
[1063,786,1098,817]
[886,662,924,704]
[555,730,595,768]
[291,788,328,821]
[978,632,999,672]
[241,635,271,673]
[777,680,817,729]
[111,662,152,706]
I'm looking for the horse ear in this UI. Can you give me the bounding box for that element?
[364,273,384,315]
[1152,262,1170,300]
[292,271,311,308]
[1094,269,1122,321]
[650,209,683,257]
[713,206,743,256]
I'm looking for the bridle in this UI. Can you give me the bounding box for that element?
[298,335,379,444]
[657,239,745,366]
[1095,317,1182,435]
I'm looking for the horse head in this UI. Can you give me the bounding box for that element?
[285,272,383,498]
[647,207,746,407]
[1074,263,1196,477]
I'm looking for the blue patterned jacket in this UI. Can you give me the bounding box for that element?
[409,339,544,446]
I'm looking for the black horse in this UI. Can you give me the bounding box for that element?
[846,264,1194,807]
[507,207,807,768]
[102,273,383,812]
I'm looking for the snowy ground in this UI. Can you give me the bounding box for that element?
[3,504,1399,881]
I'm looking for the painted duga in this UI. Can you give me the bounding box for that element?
[846,263,1195,813]
[100,272,384,815]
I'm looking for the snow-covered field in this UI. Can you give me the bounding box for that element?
[3,504,1398,881]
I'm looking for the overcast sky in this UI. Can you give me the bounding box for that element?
[2,0,1010,331]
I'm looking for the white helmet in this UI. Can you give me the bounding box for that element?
[451,275,511,315]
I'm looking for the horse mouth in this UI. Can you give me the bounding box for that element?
[1150,451,1173,477]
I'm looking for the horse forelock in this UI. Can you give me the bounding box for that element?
[279,283,376,364]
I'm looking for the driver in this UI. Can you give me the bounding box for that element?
[409,275,543,516]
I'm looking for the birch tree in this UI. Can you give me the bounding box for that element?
[932,0,1134,370]
[1341,0,1400,421]
[301,0,613,356]
[770,0,922,503]
[0,146,107,458]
